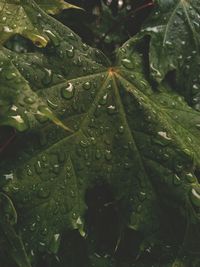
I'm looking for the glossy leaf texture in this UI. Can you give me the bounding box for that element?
[0,0,82,46]
[1,1,200,267]
[142,0,200,107]
[37,0,83,15]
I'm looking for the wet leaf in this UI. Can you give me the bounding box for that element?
[142,0,200,105]
[0,1,200,267]
[0,0,82,46]
[37,0,83,15]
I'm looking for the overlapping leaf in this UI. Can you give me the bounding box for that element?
[0,0,82,46]
[38,0,83,15]
[1,1,200,267]
[142,0,200,106]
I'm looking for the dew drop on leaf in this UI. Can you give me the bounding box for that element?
[185,173,196,183]
[173,174,181,186]
[82,43,89,51]
[34,160,42,174]
[118,125,124,134]
[42,68,52,85]
[190,187,200,207]
[61,83,75,99]
[47,99,58,110]
[121,58,134,69]
[24,96,35,104]
[83,81,91,90]
[105,150,112,161]
[66,46,75,58]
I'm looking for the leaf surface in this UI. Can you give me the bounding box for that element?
[142,0,200,105]
[0,0,82,46]
[1,1,200,266]
[37,0,83,15]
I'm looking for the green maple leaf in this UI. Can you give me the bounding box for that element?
[1,1,200,267]
[142,0,200,107]
[0,0,82,47]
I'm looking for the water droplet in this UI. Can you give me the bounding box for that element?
[41,227,48,236]
[44,29,60,46]
[49,233,60,254]
[193,84,199,90]
[24,97,35,104]
[138,191,146,201]
[53,164,60,174]
[34,161,42,174]
[3,26,13,33]
[29,222,36,232]
[196,124,200,130]
[173,174,181,185]
[190,186,200,207]
[80,140,89,148]
[121,58,134,69]
[83,81,91,90]
[36,215,41,222]
[66,46,75,58]
[42,69,52,85]
[26,165,33,176]
[107,105,117,115]
[185,173,196,183]
[4,172,14,181]
[99,94,108,105]
[47,99,58,110]
[118,125,124,134]
[105,150,112,161]
[61,83,75,100]
[82,43,89,51]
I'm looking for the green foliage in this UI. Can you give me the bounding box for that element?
[0,0,81,46]
[1,1,200,267]
[142,0,200,106]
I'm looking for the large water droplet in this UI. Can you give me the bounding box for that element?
[61,83,75,100]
